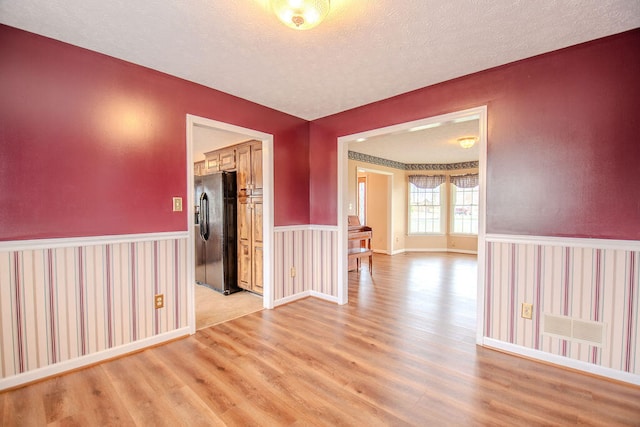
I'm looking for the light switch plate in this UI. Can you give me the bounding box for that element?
[172,197,182,212]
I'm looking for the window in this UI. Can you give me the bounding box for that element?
[408,175,445,234]
[451,174,479,234]
[357,176,366,225]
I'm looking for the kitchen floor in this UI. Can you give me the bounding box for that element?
[195,284,263,330]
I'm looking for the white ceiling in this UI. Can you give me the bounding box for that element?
[192,125,256,162]
[348,118,480,164]
[191,115,481,165]
[2,0,639,122]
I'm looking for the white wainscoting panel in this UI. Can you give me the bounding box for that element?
[0,235,188,386]
[485,237,639,376]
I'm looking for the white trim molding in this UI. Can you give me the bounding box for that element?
[310,291,340,304]
[185,114,276,327]
[0,328,189,391]
[338,106,488,320]
[483,338,640,386]
[484,236,640,384]
[486,233,640,251]
[273,290,339,307]
[401,248,478,255]
[274,291,311,307]
[0,231,189,251]
[274,224,339,232]
[1,236,189,389]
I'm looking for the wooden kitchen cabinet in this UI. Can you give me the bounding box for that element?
[252,198,263,293]
[218,147,236,170]
[203,150,220,173]
[238,141,263,294]
[194,160,205,176]
[250,142,263,196]
[238,196,263,294]
[237,141,262,197]
[204,147,236,173]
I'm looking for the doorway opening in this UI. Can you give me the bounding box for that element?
[337,106,487,343]
[355,167,394,255]
[357,175,367,225]
[186,115,274,334]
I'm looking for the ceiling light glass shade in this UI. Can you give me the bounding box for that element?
[458,137,477,149]
[271,0,330,30]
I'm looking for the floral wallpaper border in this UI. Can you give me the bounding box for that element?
[348,151,479,171]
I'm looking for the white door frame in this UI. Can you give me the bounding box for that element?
[336,106,488,344]
[186,114,275,335]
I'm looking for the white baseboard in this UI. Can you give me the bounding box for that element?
[404,247,447,253]
[274,290,339,307]
[482,338,640,386]
[274,291,311,306]
[310,291,339,304]
[0,328,190,391]
[395,248,478,255]
[448,249,478,255]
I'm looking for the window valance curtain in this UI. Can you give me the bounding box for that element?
[408,174,445,189]
[450,173,479,188]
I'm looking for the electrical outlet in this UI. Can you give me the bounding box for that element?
[172,197,182,212]
[521,303,533,319]
[155,294,164,309]
[290,267,296,278]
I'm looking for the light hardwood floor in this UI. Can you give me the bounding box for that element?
[1,253,639,426]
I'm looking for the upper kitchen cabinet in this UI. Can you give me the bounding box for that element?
[204,150,220,174]
[218,147,236,171]
[204,147,236,174]
[237,140,263,197]
[194,160,206,176]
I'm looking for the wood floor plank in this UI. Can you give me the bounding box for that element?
[61,365,136,425]
[1,252,639,426]
[0,380,46,426]
[101,357,183,425]
[160,385,227,427]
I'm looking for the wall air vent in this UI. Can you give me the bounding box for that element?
[543,314,605,347]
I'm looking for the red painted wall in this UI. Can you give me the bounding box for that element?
[309,29,640,240]
[0,25,310,240]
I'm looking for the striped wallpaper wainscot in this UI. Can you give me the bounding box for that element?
[0,236,188,384]
[273,226,338,304]
[485,238,640,376]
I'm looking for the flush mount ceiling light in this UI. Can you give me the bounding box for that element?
[271,0,330,30]
[409,122,441,132]
[458,136,477,149]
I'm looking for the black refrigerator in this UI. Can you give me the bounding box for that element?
[194,171,240,295]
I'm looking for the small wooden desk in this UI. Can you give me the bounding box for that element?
[348,216,372,273]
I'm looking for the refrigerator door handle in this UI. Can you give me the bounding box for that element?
[200,192,210,240]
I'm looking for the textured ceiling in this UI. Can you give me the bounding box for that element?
[1,1,639,121]
[190,117,481,165]
[348,119,480,164]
